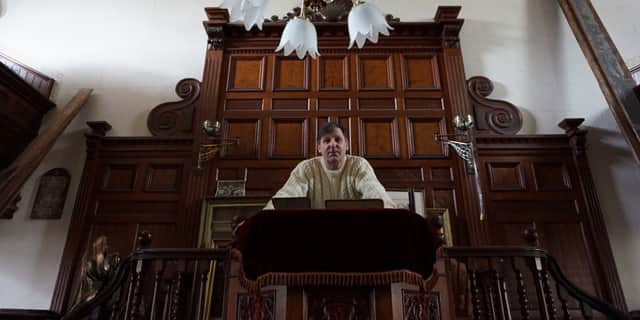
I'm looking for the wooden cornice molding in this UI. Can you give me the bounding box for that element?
[0,89,92,219]
[558,0,640,164]
[203,6,463,50]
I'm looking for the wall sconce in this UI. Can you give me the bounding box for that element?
[434,114,475,174]
[196,120,240,171]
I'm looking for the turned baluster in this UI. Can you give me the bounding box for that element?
[193,260,211,320]
[511,257,530,320]
[170,260,186,320]
[540,260,558,320]
[149,260,166,320]
[469,266,484,320]
[127,259,144,320]
[556,283,572,320]
[528,256,550,320]
[580,301,593,320]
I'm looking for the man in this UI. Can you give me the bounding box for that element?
[264,122,396,209]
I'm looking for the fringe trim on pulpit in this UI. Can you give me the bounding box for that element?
[232,249,437,293]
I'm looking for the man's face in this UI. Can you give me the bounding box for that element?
[317,128,349,167]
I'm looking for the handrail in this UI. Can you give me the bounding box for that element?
[546,255,630,320]
[60,247,230,320]
[443,246,631,320]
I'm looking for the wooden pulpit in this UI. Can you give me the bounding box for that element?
[225,209,452,320]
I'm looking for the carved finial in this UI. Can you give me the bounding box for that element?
[558,118,587,153]
[147,78,201,137]
[136,230,153,250]
[558,118,585,134]
[524,222,540,247]
[86,121,112,137]
[434,6,462,22]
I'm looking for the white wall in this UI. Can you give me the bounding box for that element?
[0,0,639,310]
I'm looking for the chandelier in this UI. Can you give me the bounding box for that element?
[220,0,396,59]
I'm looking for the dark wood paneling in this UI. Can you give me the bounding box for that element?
[226,56,265,91]
[357,98,396,110]
[407,117,446,158]
[101,164,137,191]
[358,117,399,159]
[272,99,309,111]
[404,98,443,110]
[0,52,55,98]
[222,118,261,159]
[318,55,349,90]
[224,99,263,111]
[532,161,572,191]
[317,98,350,111]
[357,55,394,90]
[487,161,526,191]
[269,118,308,159]
[273,56,309,91]
[401,54,440,90]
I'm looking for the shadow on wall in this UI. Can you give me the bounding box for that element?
[585,108,640,307]
[0,0,5,18]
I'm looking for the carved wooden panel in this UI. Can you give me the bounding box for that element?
[245,168,294,193]
[376,167,424,184]
[318,55,349,90]
[227,56,265,91]
[358,98,396,110]
[357,55,394,90]
[407,118,446,158]
[269,118,308,159]
[359,117,399,159]
[0,52,55,98]
[317,98,350,111]
[94,200,179,217]
[405,98,443,110]
[273,56,309,91]
[224,99,263,111]
[532,162,572,191]
[222,119,261,159]
[144,164,183,192]
[304,288,373,320]
[271,99,309,111]
[430,167,453,182]
[101,164,137,191]
[401,54,440,90]
[487,161,526,191]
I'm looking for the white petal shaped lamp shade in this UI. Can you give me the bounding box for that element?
[275,18,320,59]
[221,0,268,31]
[347,2,394,49]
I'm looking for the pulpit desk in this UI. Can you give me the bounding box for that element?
[223,209,453,320]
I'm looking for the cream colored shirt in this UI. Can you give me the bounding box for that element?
[265,155,396,209]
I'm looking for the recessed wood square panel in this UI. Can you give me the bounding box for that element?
[144,164,183,192]
[273,56,309,91]
[487,162,526,191]
[401,54,440,90]
[405,98,443,110]
[490,200,579,223]
[430,167,453,182]
[375,168,424,183]
[226,56,265,91]
[357,98,396,110]
[102,164,137,191]
[272,99,309,111]
[222,119,261,159]
[317,99,350,111]
[87,223,138,256]
[224,99,263,111]
[319,55,349,90]
[357,55,394,90]
[269,118,308,159]
[432,188,458,217]
[407,118,446,158]
[532,162,572,191]
[359,118,399,159]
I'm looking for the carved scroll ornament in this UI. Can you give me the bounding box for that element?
[467,76,523,135]
[147,78,201,137]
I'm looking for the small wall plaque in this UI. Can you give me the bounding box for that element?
[30,168,71,219]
